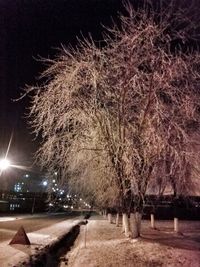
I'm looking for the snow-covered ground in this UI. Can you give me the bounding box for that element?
[0,217,82,267]
[64,217,200,267]
[0,214,199,266]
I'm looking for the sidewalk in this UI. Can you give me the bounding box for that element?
[64,216,200,267]
[0,217,82,267]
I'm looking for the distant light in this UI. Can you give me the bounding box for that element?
[0,159,10,170]
[52,179,56,183]
[25,174,29,178]
[54,172,58,176]
[43,181,48,186]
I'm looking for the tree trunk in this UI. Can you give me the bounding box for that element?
[122,213,125,232]
[116,213,120,227]
[103,210,107,218]
[122,213,130,237]
[150,213,155,229]
[107,213,112,223]
[174,217,179,233]
[130,212,141,238]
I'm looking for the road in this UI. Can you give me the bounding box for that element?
[0,212,81,243]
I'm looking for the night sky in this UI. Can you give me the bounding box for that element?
[0,0,124,169]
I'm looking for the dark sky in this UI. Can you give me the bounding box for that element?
[0,0,124,167]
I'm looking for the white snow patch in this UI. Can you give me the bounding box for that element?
[0,217,19,222]
[27,233,51,244]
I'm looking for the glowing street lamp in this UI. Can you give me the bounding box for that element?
[0,159,11,199]
[0,159,11,171]
[42,181,48,187]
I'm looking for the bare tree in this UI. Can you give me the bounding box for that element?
[27,1,200,238]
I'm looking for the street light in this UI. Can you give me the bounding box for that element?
[0,159,11,171]
[42,181,48,187]
[0,158,11,199]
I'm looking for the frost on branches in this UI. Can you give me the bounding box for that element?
[27,2,200,238]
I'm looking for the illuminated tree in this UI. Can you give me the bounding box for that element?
[27,1,200,238]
